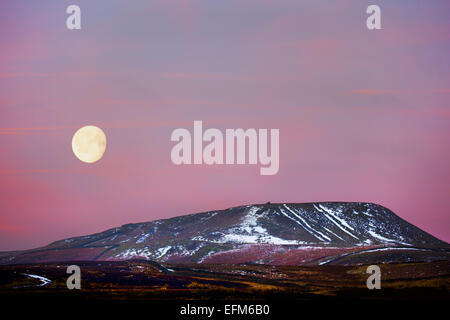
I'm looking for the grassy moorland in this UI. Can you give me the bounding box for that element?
[1,260,448,301]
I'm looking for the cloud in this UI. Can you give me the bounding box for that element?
[348,89,406,96]
[0,169,83,175]
[0,72,49,79]
[0,125,76,135]
[0,219,26,234]
[162,72,256,81]
[0,71,112,80]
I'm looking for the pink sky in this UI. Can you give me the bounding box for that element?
[0,1,449,250]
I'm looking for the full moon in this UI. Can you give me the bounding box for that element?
[72,125,107,163]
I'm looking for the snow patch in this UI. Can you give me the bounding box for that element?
[319,205,359,240]
[21,273,52,287]
[319,205,354,230]
[136,233,151,244]
[282,205,329,241]
[155,246,172,258]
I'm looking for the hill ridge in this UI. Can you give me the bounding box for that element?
[1,202,448,266]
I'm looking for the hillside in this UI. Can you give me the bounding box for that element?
[1,202,448,265]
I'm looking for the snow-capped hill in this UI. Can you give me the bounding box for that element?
[1,202,448,266]
[143,202,443,248]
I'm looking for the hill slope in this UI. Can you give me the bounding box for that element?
[1,202,448,265]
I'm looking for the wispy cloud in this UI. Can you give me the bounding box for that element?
[0,71,112,79]
[0,120,197,135]
[162,72,256,81]
[0,169,84,175]
[348,89,406,96]
[0,72,49,79]
[0,218,26,234]
[0,125,76,135]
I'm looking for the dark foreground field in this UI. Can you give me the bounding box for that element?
[1,260,449,317]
